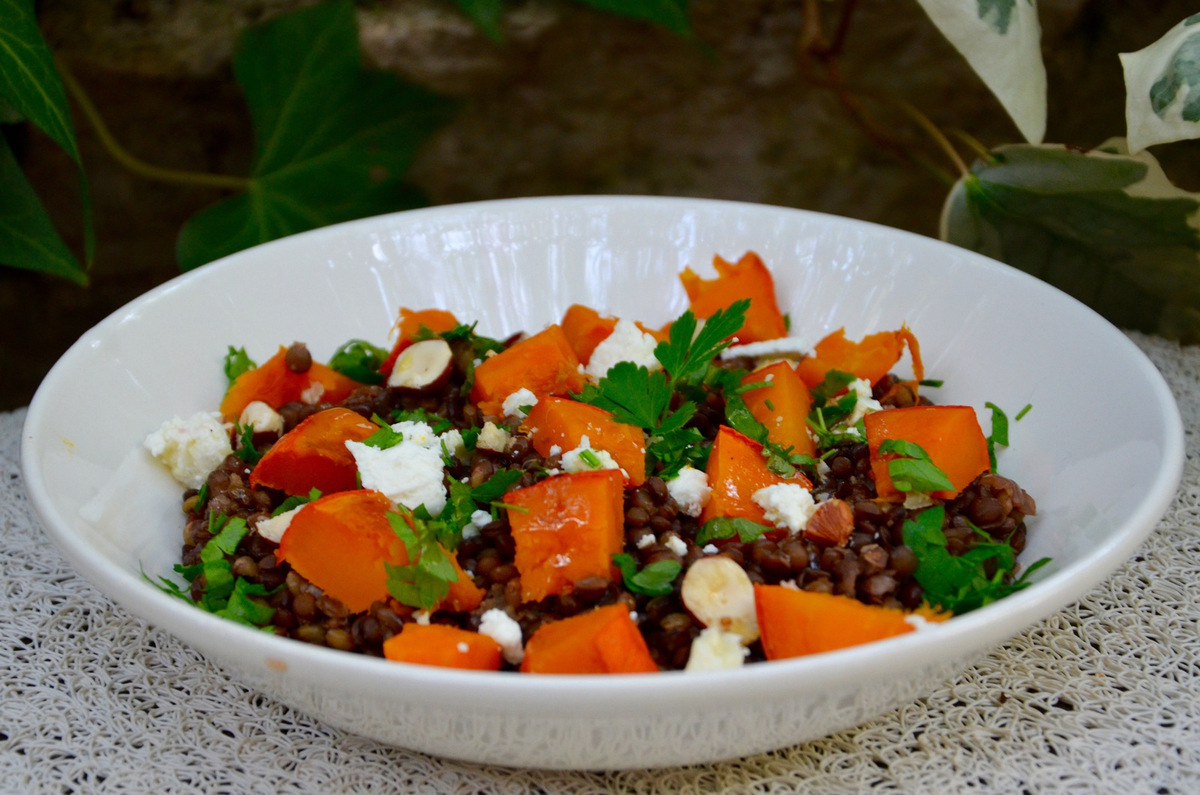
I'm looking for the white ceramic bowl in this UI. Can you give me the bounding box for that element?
[22,196,1183,770]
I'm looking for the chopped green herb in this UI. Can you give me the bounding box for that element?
[612,553,682,596]
[918,378,944,388]
[361,419,405,450]
[273,487,322,516]
[1015,403,1033,421]
[697,516,772,545]
[878,439,955,493]
[223,346,256,386]
[392,408,454,434]
[328,339,388,385]
[902,506,1050,614]
[385,509,458,610]
[578,448,603,468]
[984,402,1009,472]
[233,422,263,464]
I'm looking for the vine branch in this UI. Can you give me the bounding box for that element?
[57,58,250,192]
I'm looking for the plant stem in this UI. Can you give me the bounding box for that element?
[890,100,969,177]
[57,58,250,191]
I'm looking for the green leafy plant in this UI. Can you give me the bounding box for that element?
[4,1,1200,344]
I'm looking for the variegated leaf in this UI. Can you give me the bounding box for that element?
[940,139,1200,342]
[913,0,1046,144]
[1120,14,1200,153]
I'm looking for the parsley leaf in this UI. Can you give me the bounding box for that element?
[385,509,459,610]
[328,339,388,385]
[655,300,750,386]
[273,487,322,517]
[392,408,454,434]
[362,418,405,450]
[902,506,1050,614]
[232,422,263,464]
[612,553,682,596]
[878,439,955,493]
[223,346,256,386]
[697,516,772,545]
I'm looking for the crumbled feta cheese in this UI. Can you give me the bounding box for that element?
[903,492,936,510]
[502,388,538,419]
[666,466,711,517]
[461,508,492,540]
[477,421,512,453]
[718,336,810,361]
[299,381,325,404]
[702,544,718,555]
[346,438,447,516]
[478,608,525,665]
[254,505,303,544]
[636,533,656,549]
[780,578,800,591]
[456,642,470,654]
[561,435,622,474]
[238,401,284,435]
[143,412,233,489]
[685,627,750,671]
[548,444,562,457]
[439,428,470,463]
[752,483,818,534]
[585,319,662,379]
[842,378,883,427]
[391,420,439,449]
[551,554,572,568]
[663,534,688,557]
[414,610,432,625]
[905,613,938,631]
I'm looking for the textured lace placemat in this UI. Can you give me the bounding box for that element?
[3,331,1198,793]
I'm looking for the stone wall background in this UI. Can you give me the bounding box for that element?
[4,0,1198,409]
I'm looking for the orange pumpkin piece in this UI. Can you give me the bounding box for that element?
[561,304,619,365]
[382,623,502,671]
[220,346,363,422]
[520,604,659,674]
[379,307,460,376]
[700,426,810,527]
[249,407,379,496]
[755,584,934,659]
[795,326,924,389]
[740,361,816,459]
[523,396,647,486]
[278,490,484,614]
[278,490,405,613]
[864,405,990,500]
[679,251,788,344]
[506,469,625,603]
[469,324,587,418]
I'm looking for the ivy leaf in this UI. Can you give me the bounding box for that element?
[912,0,1045,143]
[568,0,691,35]
[0,0,92,283]
[176,0,456,270]
[941,141,1200,342]
[1120,14,1200,152]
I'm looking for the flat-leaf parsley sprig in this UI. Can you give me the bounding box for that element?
[577,300,750,473]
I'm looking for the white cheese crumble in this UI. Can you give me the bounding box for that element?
[903,492,936,510]
[636,533,656,550]
[255,505,303,544]
[238,401,284,435]
[584,319,662,379]
[477,421,512,453]
[841,378,883,428]
[561,435,623,475]
[461,508,493,541]
[501,388,538,419]
[439,428,470,463]
[663,534,688,557]
[456,642,470,654]
[413,610,432,625]
[299,381,325,405]
[702,544,719,555]
[718,336,810,361]
[346,438,447,516]
[751,483,818,534]
[143,412,233,489]
[391,420,439,449]
[666,466,712,517]
[685,627,750,671]
[478,608,525,665]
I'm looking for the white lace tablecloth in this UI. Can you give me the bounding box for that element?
[3,332,1198,793]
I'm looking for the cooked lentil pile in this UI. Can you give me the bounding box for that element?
[150,253,1041,673]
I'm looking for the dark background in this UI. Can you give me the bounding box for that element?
[4,0,1197,410]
